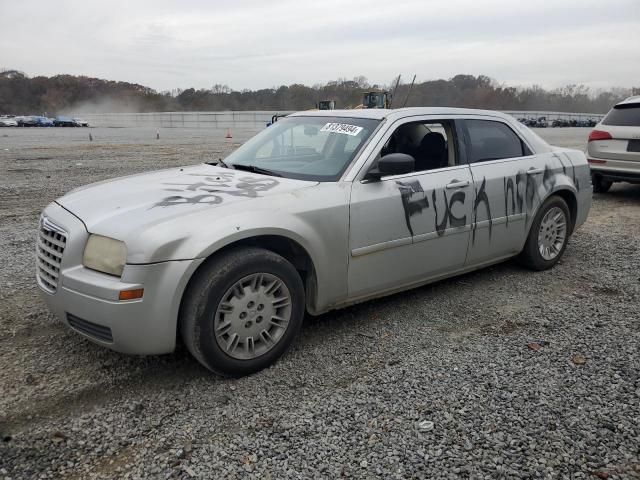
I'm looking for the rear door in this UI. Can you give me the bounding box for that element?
[462,118,551,265]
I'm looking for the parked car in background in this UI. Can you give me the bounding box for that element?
[73,118,90,127]
[16,116,38,127]
[35,116,54,127]
[37,108,592,376]
[518,117,548,128]
[0,117,18,127]
[587,96,640,192]
[576,119,598,128]
[53,116,80,127]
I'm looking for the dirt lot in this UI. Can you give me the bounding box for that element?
[0,126,639,479]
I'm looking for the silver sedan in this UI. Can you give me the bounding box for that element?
[37,108,592,375]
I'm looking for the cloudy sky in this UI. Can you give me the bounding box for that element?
[1,0,639,91]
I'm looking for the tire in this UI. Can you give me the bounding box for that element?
[592,174,612,193]
[518,195,571,271]
[180,247,305,376]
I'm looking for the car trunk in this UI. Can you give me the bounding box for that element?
[589,124,640,161]
[588,102,640,165]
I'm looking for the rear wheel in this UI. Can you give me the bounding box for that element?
[180,247,305,376]
[592,173,612,193]
[519,195,571,271]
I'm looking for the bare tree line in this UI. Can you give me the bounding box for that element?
[0,70,636,116]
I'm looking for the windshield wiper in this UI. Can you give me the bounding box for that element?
[231,164,282,177]
[206,158,231,168]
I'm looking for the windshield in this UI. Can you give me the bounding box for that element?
[602,105,640,127]
[222,116,380,181]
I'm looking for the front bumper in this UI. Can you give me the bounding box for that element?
[38,203,203,355]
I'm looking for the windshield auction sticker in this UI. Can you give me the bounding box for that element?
[320,123,363,136]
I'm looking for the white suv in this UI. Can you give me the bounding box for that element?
[587,96,640,192]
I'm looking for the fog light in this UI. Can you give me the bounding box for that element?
[119,289,144,301]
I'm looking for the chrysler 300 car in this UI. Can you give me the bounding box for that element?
[37,108,592,375]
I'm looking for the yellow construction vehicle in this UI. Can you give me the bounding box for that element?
[357,74,415,109]
[360,90,390,109]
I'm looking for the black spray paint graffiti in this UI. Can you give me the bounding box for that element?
[542,164,557,191]
[472,177,491,243]
[555,152,581,192]
[491,163,559,244]
[397,180,429,236]
[502,170,529,225]
[153,172,280,208]
[396,180,467,237]
[395,162,561,244]
[503,175,517,226]
[433,189,467,236]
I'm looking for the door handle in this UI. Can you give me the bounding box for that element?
[445,180,470,189]
[526,167,544,175]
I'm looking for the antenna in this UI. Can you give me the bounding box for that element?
[388,74,401,108]
[402,74,417,108]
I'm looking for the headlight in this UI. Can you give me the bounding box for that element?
[83,234,127,277]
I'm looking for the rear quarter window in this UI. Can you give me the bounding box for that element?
[465,120,531,163]
[602,105,640,127]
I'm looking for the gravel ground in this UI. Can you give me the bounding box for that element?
[0,127,638,479]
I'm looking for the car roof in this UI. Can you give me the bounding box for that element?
[616,96,640,107]
[288,107,515,122]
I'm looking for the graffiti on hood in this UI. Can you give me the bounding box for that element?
[154,194,224,208]
[153,172,280,208]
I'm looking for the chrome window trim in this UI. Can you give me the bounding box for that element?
[465,155,537,168]
[361,163,470,183]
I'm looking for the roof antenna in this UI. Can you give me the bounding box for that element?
[388,74,401,108]
[402,74,417,108]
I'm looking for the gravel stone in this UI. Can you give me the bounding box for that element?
[0,127,639,479]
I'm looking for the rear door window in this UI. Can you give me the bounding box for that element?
[464,120,530,163]
[602,105,640,126]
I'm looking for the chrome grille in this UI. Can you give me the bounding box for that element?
[37,218,67,293]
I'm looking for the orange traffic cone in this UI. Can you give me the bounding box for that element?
[225,128,232,139]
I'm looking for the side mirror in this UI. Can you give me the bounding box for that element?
[366,153,415,180]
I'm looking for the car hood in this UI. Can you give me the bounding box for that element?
[58,164,318,238]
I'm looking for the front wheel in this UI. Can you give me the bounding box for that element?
[518,195,571,271]
[180,247,305,376]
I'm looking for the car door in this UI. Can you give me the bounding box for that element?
[461,118,552,265]
[348,118,473,299]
